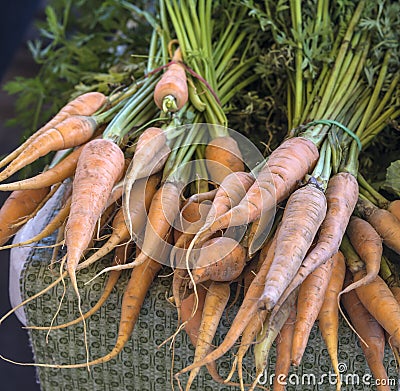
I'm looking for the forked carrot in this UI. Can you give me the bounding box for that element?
[268,172,358,314]
[174,227,279,378]
[196,136,319,244]
[0,115,99,182]
[340,216,382,295]
[273,305,297,391]
[185,282,230,390]
[354,271,400,349]
[317,251,346,391]
[291,256,334,366]
[205,136,245,184]
[0,91,107,170]
[259,182,327,311]
[356,197,400,255]
[0,187,51,246]
[154,46,188,112]
[341,273,390,391]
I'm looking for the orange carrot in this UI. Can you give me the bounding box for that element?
[388,200,400,221]
[269,172,358,313]
[317,251,346,391]
[185,188,218,207]
[0,92,107,170]
[65,138,125,301]
[197,136,319,244]
[0,195,71,250]
[273,305,297,391]
[291,256,334,366]
[354,271,400,349]
[0,115,99,182]
[202,171,255,229]
[341,272,390,391]
[259,183,327,311]
[190,237,246,286]
[357,197,400,255]
[154,47,188,112]
[103,181,181,274]
[0,143,86,191]
[185,282,230,390]
[205,136,245,185]
[123,127,171,234]
[340,216,382,295]
[175,227,279,377]
[0,187,50,246]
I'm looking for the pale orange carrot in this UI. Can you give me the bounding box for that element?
[259,183,327,311]
[341,273,390,391]
[388,200,400,221]
[317,251,346,390]
[185,282,230,390]
[291,256,335,366]
[340,216,382,295]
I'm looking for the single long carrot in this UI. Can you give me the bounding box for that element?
[290,257,334,366]
[65,138,125,302]
[0,115,99,182]
[357,197,400,255]
[0,187,51,246]
[190,237,247,286]
[354,271,400,349]
[123,127,171,235]
[317,251,346,391]
[175,227,279,377]
[205,136,245,185]
[341,274,390,391]
[0,144,85,191]
[196,136,319,244]
[273,305,297,391]
[269,172,358,315]
[340,216,382,295]
[154,46,188,112]
[0,91,107,170]
[388,200,400,221]
[259,182,327,311]
[185,282,230,390]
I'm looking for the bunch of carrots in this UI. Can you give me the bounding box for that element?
[0,0,399,390]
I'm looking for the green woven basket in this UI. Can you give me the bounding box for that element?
[17,193,398,391]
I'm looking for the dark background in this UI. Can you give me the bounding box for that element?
[0,1,44,390]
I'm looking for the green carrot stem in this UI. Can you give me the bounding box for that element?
[314,1,365,119]
[311,139,327,181]
[220,74,259,106]
[358,173,389,209]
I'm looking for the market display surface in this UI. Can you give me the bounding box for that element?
[0,0,399,390]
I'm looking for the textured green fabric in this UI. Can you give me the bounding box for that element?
[20,202,398,390]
